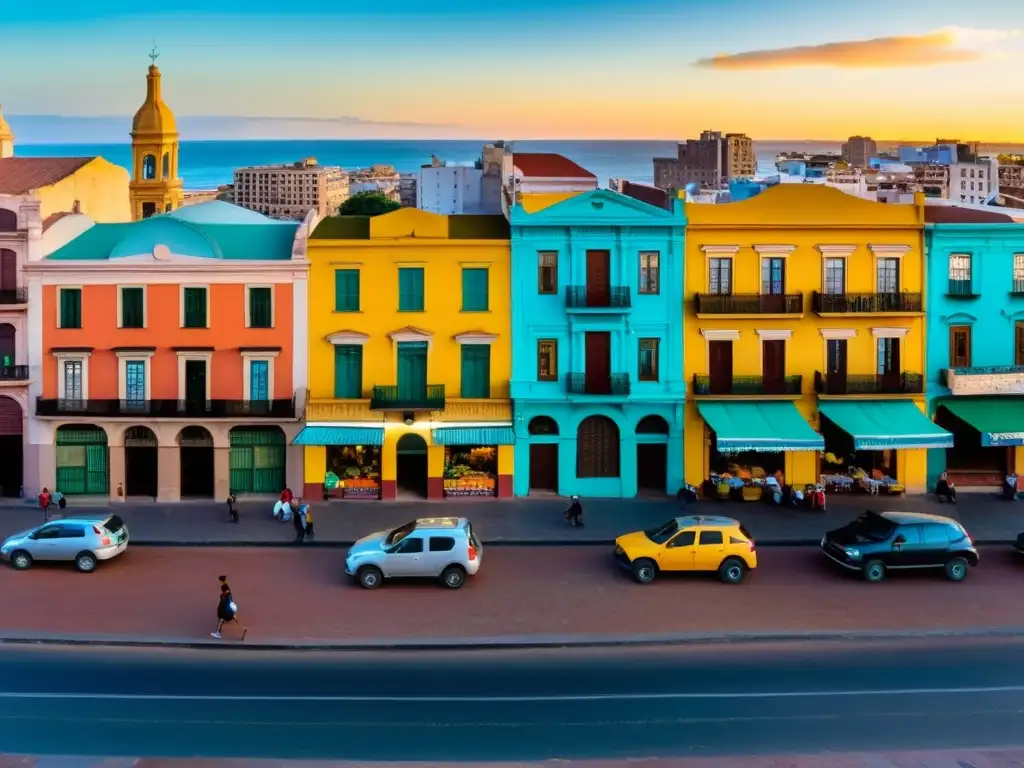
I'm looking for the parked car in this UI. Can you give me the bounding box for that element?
[0,514,129,573]
[614,515,757,584]
[1014,532,1024,556]
[345,517,481,589]
[821,510,977,583]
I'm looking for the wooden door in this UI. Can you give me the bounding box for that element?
[762,340,786,393]
[529,444,558,492]
[0,250,16,292]
[585,250,610,306]
[397,342,428,399]
[708,340,733,395]
[949,326,972,368]
[878,338,902,390]
[826,339,848,394]
[185,360,207,404]
[584,332,611,394]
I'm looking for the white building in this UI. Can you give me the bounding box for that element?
[417,164,484,214]
[950,158,999,206]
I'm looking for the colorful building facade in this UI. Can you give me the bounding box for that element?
[298,208,514,501]
[509,188,687,497]
[23,202,312,500]
[924,206,1024,488]
[684,185,948,495]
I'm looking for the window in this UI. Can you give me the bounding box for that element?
[1014,254,1024,293]
[708,258,732,295]
[460,345,491,398]
[877,258,900,293]
[668,531,696,548]
[59,288,82,329]
[461,268,489,312]
[948,254,972,295]
[62,359,84,401]
[761,258,784,295]
[823,258,845,295]
[248,286,273,328]
[949,326,972,368]
[398,267,425,311]
[394,537,423,554]
[638,338,660,382]
[119,287,144,329]
[429,536,456,552]
[1016,323,1024,366]
[125,360,146,406]
[334,269,360,312]
[182,287,208,329]
[698,530,724,546]
[537,340,558,381]
[538,252,557,294]
[639,252,660,294]
[249,360,270,401]
[333,345,363,399]
[141,202,157,219]
[920,524,950,546]
[142,154,156,180]
[877,337,899,376]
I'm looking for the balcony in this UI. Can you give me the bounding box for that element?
[0,365,29,381]
[35,398,297,418]
[692,374,803,397]
[812,291,923,314]
[566,373,631,396]
[814,371,924,396]
[694,293,803,316]
[942,366,1024,396]
[946,279,978,299]
[369,385,445,410]
[565,286,631,311]
[0,288,27,305]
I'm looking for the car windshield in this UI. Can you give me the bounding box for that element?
[644,519,680,545]
[385,521,417,547]
[853,512,898,541]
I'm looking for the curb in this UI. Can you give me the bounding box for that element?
[123,538,1018,548]
[3,626,1024,652]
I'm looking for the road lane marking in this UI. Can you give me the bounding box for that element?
[1,685,1024,703]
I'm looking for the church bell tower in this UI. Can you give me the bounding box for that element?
[129,49,183,220]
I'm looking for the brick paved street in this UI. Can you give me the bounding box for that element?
[0,545,1022,644]
[2,492,1024,546]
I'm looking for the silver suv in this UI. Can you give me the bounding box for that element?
[345,517,482,589]
[0,514,129,573]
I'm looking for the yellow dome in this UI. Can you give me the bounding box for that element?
[131,64,177,136]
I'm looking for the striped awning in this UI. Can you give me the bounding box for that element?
[292,425,385,446]
[431,426,515,446]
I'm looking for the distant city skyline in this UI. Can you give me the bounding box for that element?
[4,0,1024,141]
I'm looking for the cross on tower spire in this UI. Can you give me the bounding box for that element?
[149,43,160,65]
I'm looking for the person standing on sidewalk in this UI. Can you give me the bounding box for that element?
[291,499,306,543]
[211,582,247,641]
[302,502,314,541]
[226,490,238,523]
[38,487,51,518]
[564,495,584,527]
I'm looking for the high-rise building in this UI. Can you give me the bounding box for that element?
[129,55,183,220]
[841,136,878,168]
[233,158,349,219]
[653,130,755,191]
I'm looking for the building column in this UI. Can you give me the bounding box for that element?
[619,435,638,498]
[512,438,530,497]
[665,432,684,496]
[380,440,397,500]
[214,446,231,500]
[157,446,180,502]
[286,444,304,499]
[108,445,126,503]
[302,445,326,500]
[497,444,514,498]
[557,435,575,497]
[427,445,444,500]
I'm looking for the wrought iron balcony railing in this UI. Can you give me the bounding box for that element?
[694,292,803,315]
[692,374,802,396]
[0,288,28,305]
[369,385,446,410]
[814,371,924,395]
[0,365,29,381]
[566,373,631,396]
[35,398,297,418]
[565,285,631,309]
[812,291,922,313]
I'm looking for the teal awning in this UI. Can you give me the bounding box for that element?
[819,401,952,450]
[292,426,385,446]
[431,426,515,446]
[940,398,1024,447]
[697,402,823,453]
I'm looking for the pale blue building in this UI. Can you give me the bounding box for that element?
[509,188,686,498]
[924,206,1024,489]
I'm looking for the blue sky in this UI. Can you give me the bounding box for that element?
[3,0,1024,140]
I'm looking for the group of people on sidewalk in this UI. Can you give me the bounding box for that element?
[274,488,315,542]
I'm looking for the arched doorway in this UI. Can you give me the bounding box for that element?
[178,426,214,498]
[124,426,158,498]
[0,396,23,496]
[636,415,670,493]
[0,210,16,232]
[55,425,108,495]
[395,433,428,498]
[0,323,14,369]
[229,426,286,494]
[576,415,620,478]
[528,416,559,493]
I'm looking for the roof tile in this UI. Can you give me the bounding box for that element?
[925,205,1015,224]
[512,153,595,179]
[0,157,96,195]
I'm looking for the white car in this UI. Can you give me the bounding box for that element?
[1,514,129,572]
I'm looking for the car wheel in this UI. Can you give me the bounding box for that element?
[441,565,466,589]
[9,551,31,570]
[945,556,968,582]
[358,565,383,589]
[862,559,886,583]
[632,558,657,584]
[718,557,746,585]
[74,552,97,573]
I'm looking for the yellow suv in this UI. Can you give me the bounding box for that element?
[614,515,757,585]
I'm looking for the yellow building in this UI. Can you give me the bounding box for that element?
[129,53,183,220]
[297,207,515,500]
[684,185,950,495]
[0,156,131,223]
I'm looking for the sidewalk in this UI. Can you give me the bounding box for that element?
[1,493,1022,546]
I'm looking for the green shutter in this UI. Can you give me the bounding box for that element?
[333,345,363,398]
[183,287,207,328]
[121,287,144,328]
[249,287,273,328]
[398,268,425,311]
[60,288,82,329]
[461,268,489,312]
[460,345,491,398]
[397,342,427,399]
[334,269,360,312]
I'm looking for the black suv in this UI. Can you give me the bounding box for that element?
[821,510,978,583]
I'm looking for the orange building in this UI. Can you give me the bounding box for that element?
[23,202,313,501]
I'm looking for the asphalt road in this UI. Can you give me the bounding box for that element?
[3,639,1024,760]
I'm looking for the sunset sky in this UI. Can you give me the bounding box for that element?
[4,0,1024,140]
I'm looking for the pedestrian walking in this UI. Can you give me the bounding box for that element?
[226,490,238,523]
[291,499,305,543]
[211,581,247,641]
[302,502,314,540]
[564,495,584,527]
[38,487,51,512]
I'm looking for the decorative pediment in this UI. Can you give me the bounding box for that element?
[454,331,498,345]
[389,326,433,343]
[519,189,680,225]
[326,330,370,346]
[942,312,978,325]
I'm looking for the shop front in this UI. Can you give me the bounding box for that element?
[296,424,386,500]
[431,425,514,498]
[817,401,952,495]
[693,401,823,496]
[932,398,1024,486]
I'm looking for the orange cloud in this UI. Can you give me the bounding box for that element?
[695,31,982,70]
